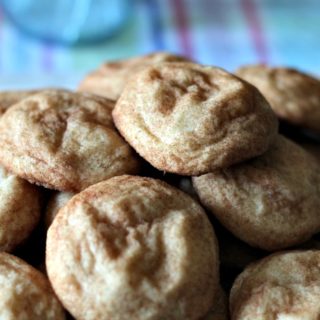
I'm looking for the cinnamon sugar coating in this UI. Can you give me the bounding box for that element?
[46,175,219,320]
[113,62,278,175]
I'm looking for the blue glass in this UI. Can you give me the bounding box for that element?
[0,0,132,44]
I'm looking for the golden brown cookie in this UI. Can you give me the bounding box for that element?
[0,252,65,319]
[0,165,41,252]
[0,89,140,192]
[113,62,278,175]
[193,135,320,251]
[46,175,219,320]
[230,250,320,319]
[44,191,74,229]
[0,89,41,115]
[236,65,320,132]
[202,287,229,320]
[78,52,190,100]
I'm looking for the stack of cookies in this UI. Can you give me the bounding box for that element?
[0,52,319,319]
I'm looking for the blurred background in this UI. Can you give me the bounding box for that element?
[0,0,319,90]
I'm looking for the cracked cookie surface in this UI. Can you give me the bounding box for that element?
[0,90,140,192]
[46,175,219,320]
[0,89,42,115]
[230,250,320,320]
[236,65,320,132]
[0,252,65,320]
[113,62,278,175]
[78,52,190,100]
[193,135,320,251]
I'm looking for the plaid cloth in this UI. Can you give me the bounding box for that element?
[0,0,319,89]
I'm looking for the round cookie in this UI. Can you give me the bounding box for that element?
[230,250,320,319]
[0,89,140,192]
[0,165,41,252]
[46,175,219,320]
[0,252,65,320]
[78,52,190,100]
[236,65,320,132]
[45,191,74,229]
[193,135,320,251]
[113,62,278,175]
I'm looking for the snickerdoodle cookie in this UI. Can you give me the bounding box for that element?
[44,192,74,229]
[0,90,139,192]
[46,175,219,320]
[0,165,41,252]
[236,65,320,132]
[78,52,190,100]
[193,135,320,251]
[0,89,40,115]
[230,250,320,319]
[0,252,65,320]
[113,62,278,175]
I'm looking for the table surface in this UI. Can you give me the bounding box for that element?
[0,0,319,90]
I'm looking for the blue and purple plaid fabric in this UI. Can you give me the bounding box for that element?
[0,0,319,89]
